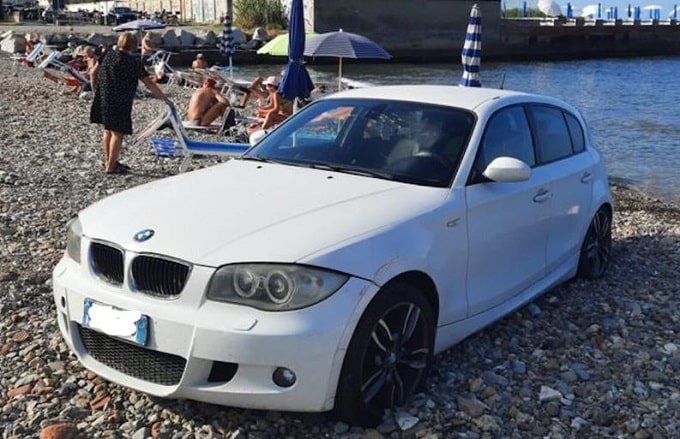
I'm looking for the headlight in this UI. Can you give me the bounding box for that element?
[207,264,349,311]
[66,218,82,263]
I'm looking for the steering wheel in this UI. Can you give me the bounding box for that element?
[413,151,454,170]
[386,152,455,183]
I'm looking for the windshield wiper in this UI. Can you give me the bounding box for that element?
[239,155,275,163]
[308,163,394,180]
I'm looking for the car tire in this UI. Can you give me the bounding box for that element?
[577,206,612,279]
[334,283,435,427]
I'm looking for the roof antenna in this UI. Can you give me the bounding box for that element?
[499,72,506,90]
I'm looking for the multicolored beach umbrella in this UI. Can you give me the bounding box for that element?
[459,3,482,87]
[220,14,235,78]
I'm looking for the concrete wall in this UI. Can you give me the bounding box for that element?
[309,0,502,57]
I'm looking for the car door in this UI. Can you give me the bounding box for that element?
[527,105,595,273]
[465,105,551,316]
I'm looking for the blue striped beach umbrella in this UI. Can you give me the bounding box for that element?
[459,3,482,87]
[220,14,235,78]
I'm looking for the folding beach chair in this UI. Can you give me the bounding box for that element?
[37,50,60,69]
[40,54,91,95]
[134,104,250,172]
[12,43,45,69]
[42,69,84,93]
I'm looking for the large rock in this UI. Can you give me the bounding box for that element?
[232,29,247,45]
[252,27,269,41]
[148,32,164,47]
[0,34,26,54]
[47,33,70,45]
[67,34,87,47]
[85,33,118,47]
[202,30,217,47]
[161,30,180,48]
[179,29,195,46]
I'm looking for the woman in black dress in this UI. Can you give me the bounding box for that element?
[90,32,172,174]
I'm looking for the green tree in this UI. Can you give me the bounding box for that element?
[502,8,548,18]
[234,0,286,30]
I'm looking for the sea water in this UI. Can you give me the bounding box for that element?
[230,56,680,201]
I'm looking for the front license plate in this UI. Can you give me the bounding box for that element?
[82,299,149,346]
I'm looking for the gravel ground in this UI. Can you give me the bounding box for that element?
[0,54,678,439]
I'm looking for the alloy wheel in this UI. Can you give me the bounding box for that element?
[580,207,612,279]
[359,302,430,410]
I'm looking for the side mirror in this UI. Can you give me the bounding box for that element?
[482,156,531,182]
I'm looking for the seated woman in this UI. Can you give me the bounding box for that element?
[141,32,158,65]
[253,76,293,130]
[191,53,207,70]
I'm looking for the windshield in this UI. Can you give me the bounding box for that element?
[112,7,133,13]
[245,98,475,187]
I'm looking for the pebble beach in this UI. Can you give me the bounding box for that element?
[0,53,679,438]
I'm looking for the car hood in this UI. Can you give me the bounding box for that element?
[80,160,448,266]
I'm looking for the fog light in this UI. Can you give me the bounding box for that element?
[272,367,296,388]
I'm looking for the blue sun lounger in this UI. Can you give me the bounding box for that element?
[136,104,251,172]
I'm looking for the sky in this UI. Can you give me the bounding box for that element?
[503,0,680,16]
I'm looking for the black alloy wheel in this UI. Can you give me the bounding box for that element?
[578,206,612,279]
[334,283,435,427]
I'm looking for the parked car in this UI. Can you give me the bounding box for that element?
[52,85,613,426]
[106,6,137,25]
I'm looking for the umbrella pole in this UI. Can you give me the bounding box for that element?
[229,56,233,80]
[338,57,343,91]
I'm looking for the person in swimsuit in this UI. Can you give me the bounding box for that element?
[186,78,230,126]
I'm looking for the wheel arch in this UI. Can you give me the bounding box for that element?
[325,270,440,411]
[380,270,440,325]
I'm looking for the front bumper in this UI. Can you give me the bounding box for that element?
[52,256,377,412]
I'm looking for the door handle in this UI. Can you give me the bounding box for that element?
[447,218,461,227]
[581,172,593,183]
[533,189,551,203]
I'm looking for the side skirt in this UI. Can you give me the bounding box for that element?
[433,253,579,354]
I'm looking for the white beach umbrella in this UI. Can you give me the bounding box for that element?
[642,5,663,10]
[581,4,600,17]
[537,0,563,17]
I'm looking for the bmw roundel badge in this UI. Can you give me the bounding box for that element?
[134,229,155,242]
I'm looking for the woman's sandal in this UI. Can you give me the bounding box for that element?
[105,163,129,175]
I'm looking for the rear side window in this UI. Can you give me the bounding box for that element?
[565,112,585,153]
[529,106,573,164]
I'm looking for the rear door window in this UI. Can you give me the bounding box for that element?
[529,105,573,164]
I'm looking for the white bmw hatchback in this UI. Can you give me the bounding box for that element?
[53,86,612,426]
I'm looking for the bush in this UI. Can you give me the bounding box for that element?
[234,0,286,30]
[502,8,546,18]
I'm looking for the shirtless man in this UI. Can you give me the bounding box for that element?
[186,78,230,126]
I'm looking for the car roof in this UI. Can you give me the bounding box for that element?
[327,85,534,111]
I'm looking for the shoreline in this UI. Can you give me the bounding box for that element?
[3,22,680,66]
[1,53,678,437]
